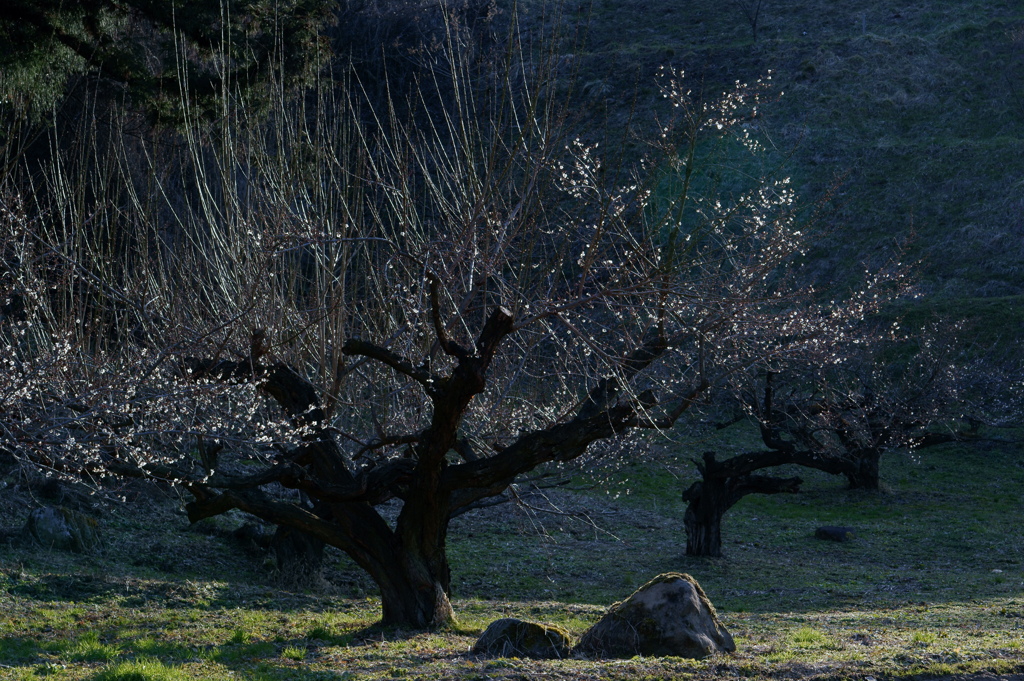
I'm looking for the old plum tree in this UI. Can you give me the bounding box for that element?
[0,41,903,625]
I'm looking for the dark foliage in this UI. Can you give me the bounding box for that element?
[0,0,335,122]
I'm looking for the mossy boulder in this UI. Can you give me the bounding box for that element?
[24,506,101,553]
[473,618,573,659]
[575,572,734,659]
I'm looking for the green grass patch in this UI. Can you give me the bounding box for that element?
[911,630,937,645]
[280,645,306,661]
[93,658,192,681]
[790,627,829,646]
[0,636,42,664]
[57,630,122,663]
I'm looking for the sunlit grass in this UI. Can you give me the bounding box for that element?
[93,658,192,681]
[58,630,122,662]
[280,645,306,661]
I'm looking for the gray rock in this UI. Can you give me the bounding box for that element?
[815,526,856,542]
[575,572,735,659]
[24,506,101,553]
[473,618,573,659]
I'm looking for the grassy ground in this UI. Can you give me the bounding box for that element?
[2,425,1024,680]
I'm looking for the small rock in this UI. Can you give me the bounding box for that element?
[815,526,856,542]
[24,506,101,553]
[575,572,735,659]
[473,618,573,659]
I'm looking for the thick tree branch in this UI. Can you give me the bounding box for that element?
[198,458,396,500]
[442,401,638,495]
[727,473,802,505]
[184,358,353,485]
[473,307,516,362]
[341,339,439,392]
[186,488,359,548]
[441,327,675,508]
[453,438,481,462]
[696,449,792,478]
[575,327,669,421]
[353,433,420,459]
[683,473,802,509]
[408,306,515,476]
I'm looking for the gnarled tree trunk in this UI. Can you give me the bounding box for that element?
[682,487,727,557]
[843,448,881,490]
[372,485,456,627]
[376,536,454,627]
[183,311,516,629]
[353,504,454,627]
[682,451,802,557]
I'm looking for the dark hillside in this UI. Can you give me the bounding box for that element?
[561,0,1024,304]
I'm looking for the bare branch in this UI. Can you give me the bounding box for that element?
[427,272,469,359]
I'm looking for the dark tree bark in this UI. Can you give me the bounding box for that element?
[842,448,881,490]
[272,525,326,587]
[681,451,801,557]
